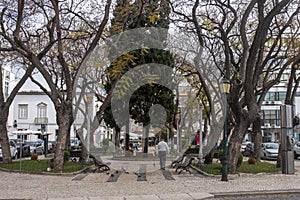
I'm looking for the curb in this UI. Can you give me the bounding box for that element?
[210,189,300,198]
[0,164,93,177]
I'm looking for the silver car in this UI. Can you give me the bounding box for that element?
[0,140,18,160]
[261,142,279,160]
[26,140,44,155]
[293,141,300,159]
[241,141,251,154]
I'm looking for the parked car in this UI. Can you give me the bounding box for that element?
[293,141,300,159]
[26,140,44,155]
[70,138,81,150]
[241,141,251,154]
[48,141,56,153]
[261,142,279,160]
[131,137,142,147]
[148,137,156,146]
[10,139,31,158]
[0,140,18,160]
[243,142,254,157]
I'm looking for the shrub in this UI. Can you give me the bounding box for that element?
[248,157,256,165]
[102,138,110,151]
[102,138,110,146]
[64,151,70,162]
[218,149,223,160]
[31,153,38,160]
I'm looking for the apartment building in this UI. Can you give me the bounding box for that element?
[1,62,16,100]
[260,77,300,142]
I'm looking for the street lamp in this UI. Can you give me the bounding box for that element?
[175,110,181,153]
[221,77,230,181]
[13,120,23,172]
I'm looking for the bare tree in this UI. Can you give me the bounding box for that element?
[170,0,300,173]
[0,0,42,163]
[0,57,36,163]
[0,0,111,171]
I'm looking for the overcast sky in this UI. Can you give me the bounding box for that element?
[13,69,49,92]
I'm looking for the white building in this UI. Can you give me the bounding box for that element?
[6,90,112,146]
[2,62,16,100]
[8,91,58,141]
[2,62,17,128]
[259,75,300,143]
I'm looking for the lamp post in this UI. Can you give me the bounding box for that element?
[221,77,231,181]
[175,110,181,153]
[86,93,94,157]
[14,120,22,172]
[198,104,203,165]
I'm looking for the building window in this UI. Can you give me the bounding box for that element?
[17,134,28,140]
[264,92,286,102]
[37,103,47,118]
[263,110,281,126]
[18,104,28,119]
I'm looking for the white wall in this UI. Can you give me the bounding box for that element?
[294,97,300,116]
[2,62,16,126]
[8,92,58,141]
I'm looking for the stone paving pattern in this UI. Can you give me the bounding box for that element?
[1,155,300,199]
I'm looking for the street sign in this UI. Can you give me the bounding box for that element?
[41,124,46,131]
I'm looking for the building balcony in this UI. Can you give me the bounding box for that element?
[34,117,48,124]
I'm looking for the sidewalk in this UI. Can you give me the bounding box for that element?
[1,155,300,200]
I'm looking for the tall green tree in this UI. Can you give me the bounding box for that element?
[128,49,176,153]
[103,0,175,153]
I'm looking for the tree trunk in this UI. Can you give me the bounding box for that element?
[0,111,11,164]
[81,141,88,163]
[125,123,130,151]
[143,126,150,154]
[253,117,262,162]
[227,122,249,173]
[53,106,73,172]
[89,125,95,150]
[66,130,71,150]
[114,126,120,148]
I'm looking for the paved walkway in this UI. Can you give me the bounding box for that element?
[1,155,300,200]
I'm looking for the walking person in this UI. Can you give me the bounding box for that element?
[157,137,169,170]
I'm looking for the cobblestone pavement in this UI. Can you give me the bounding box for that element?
[0,155,300,199]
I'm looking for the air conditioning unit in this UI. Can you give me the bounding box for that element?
[271,124,276,128]
[265,123,271,128]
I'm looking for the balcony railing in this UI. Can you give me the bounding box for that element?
[34,117,48,124]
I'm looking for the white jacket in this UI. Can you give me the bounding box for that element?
[157,141,169,153]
